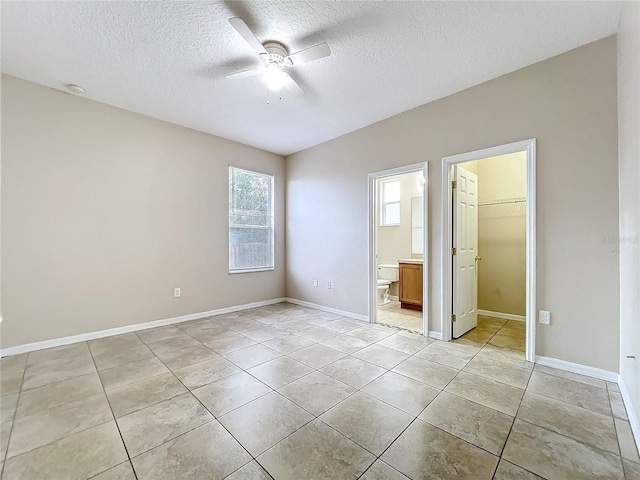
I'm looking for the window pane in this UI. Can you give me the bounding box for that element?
[385,202,400,225]
[384,181,400,202]
[229,167,274,271]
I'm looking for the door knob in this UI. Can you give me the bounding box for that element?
[475,256,482,261]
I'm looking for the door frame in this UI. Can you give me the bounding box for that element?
[440,139,536,362]
[368,162,429,336]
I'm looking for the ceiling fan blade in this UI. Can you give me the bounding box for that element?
[282,73,304,96]
[228,17,267,55]
[285,43,331,66]
[225,68,262,80]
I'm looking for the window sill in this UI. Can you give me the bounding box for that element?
[229,267,275,274]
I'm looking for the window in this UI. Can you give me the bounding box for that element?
[381,180,400,226]
[229,167,274,273]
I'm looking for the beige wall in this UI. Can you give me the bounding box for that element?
[1,75,286,349]
[617,2,640,429]
[475,152,527,316]
[286,37,620,371]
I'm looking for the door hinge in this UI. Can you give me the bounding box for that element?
[452,180,457,189]
[452,314,457,322]
[452,247,457,255]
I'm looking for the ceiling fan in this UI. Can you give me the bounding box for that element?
[226,17,331,97]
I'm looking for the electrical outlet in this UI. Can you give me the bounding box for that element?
[539,310,550,325]
[174,288,181,298]
[327,281,332,289]
[313,279,318,287]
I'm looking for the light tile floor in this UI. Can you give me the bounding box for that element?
[456,315,526,352]
[1,302,638,479]
[377,300,423,334]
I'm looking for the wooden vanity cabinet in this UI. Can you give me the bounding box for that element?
[399,262,423,311]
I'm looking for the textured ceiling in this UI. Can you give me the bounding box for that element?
[1,1,622,155]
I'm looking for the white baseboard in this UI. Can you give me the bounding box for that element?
[389,295,399,301]
[0,298,288,357]
[428,331,443,340]
[619,378,640,452]
[535,355,619,382]
[478,309,526,322]
[284,298,369,322]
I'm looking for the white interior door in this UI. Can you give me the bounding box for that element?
[453,165,479,338]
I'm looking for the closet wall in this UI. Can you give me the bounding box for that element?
[477,152,527,316]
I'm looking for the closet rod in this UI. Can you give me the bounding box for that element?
[478,197,526,206]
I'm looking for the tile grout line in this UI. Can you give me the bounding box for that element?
[87,341,140,480]
[0,352,30,478]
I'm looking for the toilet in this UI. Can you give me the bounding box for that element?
[377,264,399,305]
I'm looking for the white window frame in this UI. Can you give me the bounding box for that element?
[380,179,401,226]
[228,166,275,274]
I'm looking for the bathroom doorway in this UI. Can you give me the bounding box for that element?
[441,139,536,362]
[368,163,428,336]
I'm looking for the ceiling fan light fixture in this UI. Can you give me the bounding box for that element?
[265,64,285,91]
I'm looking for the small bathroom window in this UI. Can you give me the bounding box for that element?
[381,180,400,226]
[229,166,274,273]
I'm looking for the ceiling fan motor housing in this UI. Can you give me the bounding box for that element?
[261,42,291,67]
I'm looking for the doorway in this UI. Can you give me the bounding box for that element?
[441,139,536,362]
[368,163,428,336]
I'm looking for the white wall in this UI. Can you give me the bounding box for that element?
[1,75,286,348]
[617,1,640,437]
[476,153,527,316]
[377,171,423,264]
[286,37,620,372]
